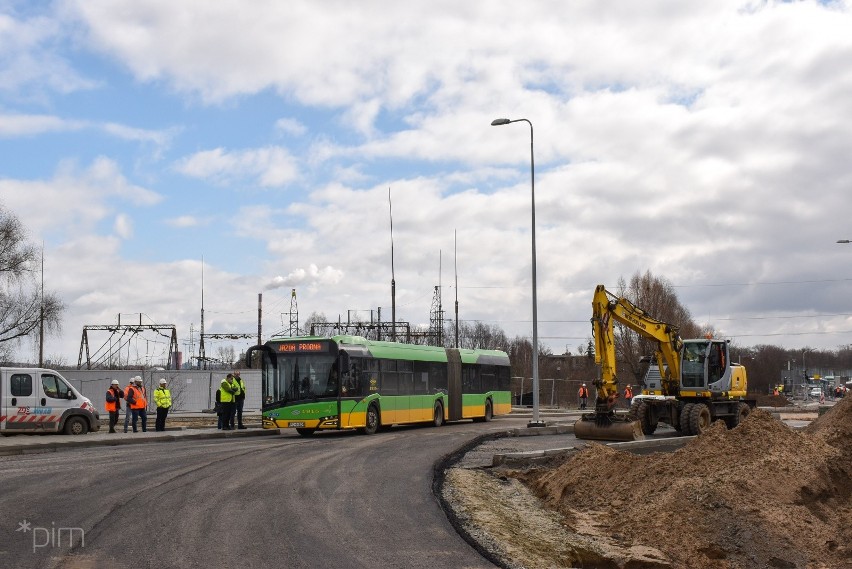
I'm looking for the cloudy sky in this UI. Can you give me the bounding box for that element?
[2,0,852,367]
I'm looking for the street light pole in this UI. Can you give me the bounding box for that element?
[491,117,545,427]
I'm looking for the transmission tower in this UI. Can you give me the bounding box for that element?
[429,285,444,347]
[77,314,179,370]
[288,288,299,336]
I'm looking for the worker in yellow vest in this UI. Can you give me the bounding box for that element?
[219,374,237,431]
[154,378,172,431]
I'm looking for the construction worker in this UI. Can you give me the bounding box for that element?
[233,370,247,429]
[105,379,124,433]
[130,377,148,432]
[578,383,589,410]
[218,373,237,431]
[154,378,172,431]
[624,384,633,407]
[123,377,137,433]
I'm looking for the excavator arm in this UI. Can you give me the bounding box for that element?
[592,285,683,398]
[575,284,683,441]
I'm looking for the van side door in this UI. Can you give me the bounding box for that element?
[2,371,40,432]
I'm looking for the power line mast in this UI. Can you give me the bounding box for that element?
[288,288,299,336]
[429,285,444,347]
[77,313,179,370]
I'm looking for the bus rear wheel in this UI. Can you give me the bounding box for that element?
[473,399,493,423]
[361,404,379,435]
[433,402,444,427]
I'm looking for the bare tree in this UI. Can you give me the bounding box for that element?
[0,205,64,361]
[304,311,335,336]
[615,270,700,383]
[215,345,236,367]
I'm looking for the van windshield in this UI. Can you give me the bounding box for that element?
[42,374,73,399]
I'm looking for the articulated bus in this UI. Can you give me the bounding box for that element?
[246,335,512,436]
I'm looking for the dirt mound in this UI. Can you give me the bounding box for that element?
[517,407,852,569]
[804,395,852,454]
[755,393,790,407]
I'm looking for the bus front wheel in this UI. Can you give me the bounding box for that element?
[362,404,380,435]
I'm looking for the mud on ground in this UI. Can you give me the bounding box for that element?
[443,398,852,569]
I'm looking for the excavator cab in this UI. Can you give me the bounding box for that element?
[680,339,746,398]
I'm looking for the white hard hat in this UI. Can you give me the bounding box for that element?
[111,379,119,385]
[159,378,167,384]
[582,383,586,386]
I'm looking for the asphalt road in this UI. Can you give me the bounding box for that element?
[0,417,536,569]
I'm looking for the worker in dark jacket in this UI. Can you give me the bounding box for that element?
[233,371,247,429]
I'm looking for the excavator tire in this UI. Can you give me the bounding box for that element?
[680,403,695,435]
[634,400,658,435]
[726,401,750,428]
[688,403,712,435]
[573,415,645,442]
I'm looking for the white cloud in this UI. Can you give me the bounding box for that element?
[174,146,299,187]
[274,117,306,137]
[165,215,206,228]
[0,157,161,236]
[113,213,132,238]
[266,264,344,289]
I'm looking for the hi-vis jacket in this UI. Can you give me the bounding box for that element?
[219,379,236,403]
[154,387,172,409]
[105,387,123,412]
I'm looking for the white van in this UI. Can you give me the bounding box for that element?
[0,367,100,435]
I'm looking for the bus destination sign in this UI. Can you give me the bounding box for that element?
[278,341,328,353]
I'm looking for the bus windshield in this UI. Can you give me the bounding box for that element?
[263,354,337,406]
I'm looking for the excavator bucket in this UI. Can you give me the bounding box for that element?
[573,414,645,442]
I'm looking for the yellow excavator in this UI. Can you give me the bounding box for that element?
[574,284,754,442]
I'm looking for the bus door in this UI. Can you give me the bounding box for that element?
[446,349,463,421]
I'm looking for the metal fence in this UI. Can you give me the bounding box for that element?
[63,370,262,414]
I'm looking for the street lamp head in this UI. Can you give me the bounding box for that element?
[491,118,511,126]
[838,239,851,244]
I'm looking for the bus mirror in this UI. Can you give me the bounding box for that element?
[339,351,351,374]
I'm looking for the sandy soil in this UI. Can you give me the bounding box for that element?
[443,398,852,569]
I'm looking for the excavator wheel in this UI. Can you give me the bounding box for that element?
[634,400,658,435]
[573,414,645,442]
[679,403,695,436]
[687,403,712,435]
[726,402,750,428]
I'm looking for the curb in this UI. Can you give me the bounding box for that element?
[0,428,282,457]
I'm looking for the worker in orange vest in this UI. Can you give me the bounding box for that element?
[624,384,633,407]
[105,379,124,433]
[578,383,589,410]
[127,377,148,433]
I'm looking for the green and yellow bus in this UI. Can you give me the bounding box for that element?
[246,335,511,436]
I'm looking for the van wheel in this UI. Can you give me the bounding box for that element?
[64,416,88,436]
[361,404,379,435]
[433,402,444,427]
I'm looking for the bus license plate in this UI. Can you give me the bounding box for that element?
[288,422,305,428]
